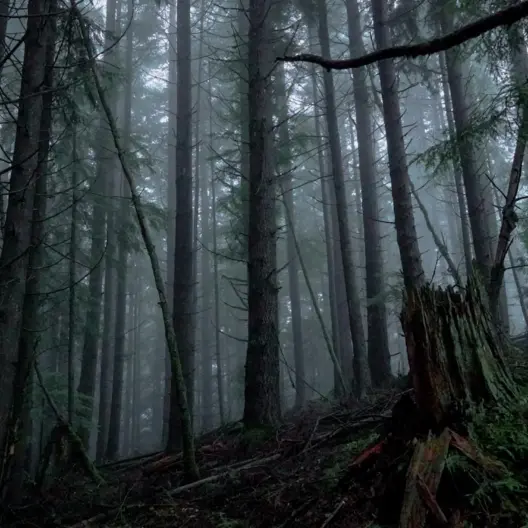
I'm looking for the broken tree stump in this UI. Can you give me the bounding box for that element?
[401,275,518,429]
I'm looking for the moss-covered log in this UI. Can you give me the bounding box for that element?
[401,275,518,429]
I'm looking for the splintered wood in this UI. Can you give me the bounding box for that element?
[399,429,451,528]
[398,427,507,528]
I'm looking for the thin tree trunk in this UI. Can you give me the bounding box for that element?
[77,0,118,449]
[438,53,473,279]
[132,292,141,452]
[438,9,492,278]
[314,0,369,397]
[68,122,78,426]
[209,68,225,424]
[370,0,425,290]
[168,0,195,451]
[275,61,306,409]
[163,0,177,447]
[346,0,391,386]
[76,7,199,481]
[107,0,134,460]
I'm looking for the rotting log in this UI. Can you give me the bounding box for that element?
[401,275,518,430]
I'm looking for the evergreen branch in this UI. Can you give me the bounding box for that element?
[278,1,528,70]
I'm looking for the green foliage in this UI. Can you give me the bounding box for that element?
[470,401,528,465]
[31,370,94,433]
[444,399,528,524]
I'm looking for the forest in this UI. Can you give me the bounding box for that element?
[1,0,528,525]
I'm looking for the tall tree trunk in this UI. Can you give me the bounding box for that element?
[345,0,391,386]
[275,61,306,409]
[132,291,141,453]
[68,123,78,427]
[168,0,195,451]
[438,53,473,278]
[163,0,177,446]
[209,69,225,424]
[200,137,213,432]
[77,9,199,479]
[78,0,118,449]
[438,8,492,279]
[0,0,54,489]
[2,9,56,498]
[370,0,424,290]
[308,51,345,395]
[243,0,281,427]
[107,0,133,460]
[315,0,369,397]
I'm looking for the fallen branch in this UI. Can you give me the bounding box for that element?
[67,452,278,527]
[301,417,320,453]
[98,450,163,471]
[166,453,281,497]
[68,502,145,528]
[320,499,346,528]
[278,1,528,71]
[307,416,385,453]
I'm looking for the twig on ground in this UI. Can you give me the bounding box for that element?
[320,499,346,528]
[166,453,281,497]
[302,417,320,453]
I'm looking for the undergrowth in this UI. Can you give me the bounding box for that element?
[442,391,528,526]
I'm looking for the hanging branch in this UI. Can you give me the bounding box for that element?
[72,7,199,481]
[278,1,528,70]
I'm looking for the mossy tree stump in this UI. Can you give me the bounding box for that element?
[401,275,518,430]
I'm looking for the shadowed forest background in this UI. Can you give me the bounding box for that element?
[2,0,528,526]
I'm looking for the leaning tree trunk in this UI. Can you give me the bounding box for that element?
[402,275,517,429]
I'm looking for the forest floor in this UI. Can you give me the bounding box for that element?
[5,373,528,528]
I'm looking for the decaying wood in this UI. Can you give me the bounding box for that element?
[68,453,282,527]
[399,429,451,528]
[402,276,517,428]
[449,430,507,478]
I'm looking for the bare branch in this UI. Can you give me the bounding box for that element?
[278,1,528,70]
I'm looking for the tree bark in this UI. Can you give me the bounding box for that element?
[75,5,199,481]
[345,0,391,386]
[315,0,370,398]
[402,277,517,429]
[107,0,134,460]
[243,0,281,427]
[371,0,425,291]
[168,0,195,451]
[275,61,306,409]
[0,0,54,488]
